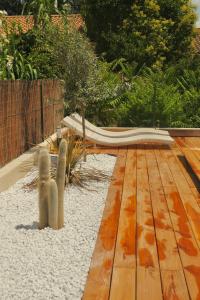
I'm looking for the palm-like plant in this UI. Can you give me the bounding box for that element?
[24,134,109,190]
[52,135,109,188]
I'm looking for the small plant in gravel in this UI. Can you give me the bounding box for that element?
[50,135,109,188]
[38,139,67,230]
[24,135,109,191]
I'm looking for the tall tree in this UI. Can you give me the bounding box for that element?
[0,0,23,15]
[82,0,132,56]
[82,0,196,68]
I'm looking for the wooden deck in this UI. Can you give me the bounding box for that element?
[84,137,200,300]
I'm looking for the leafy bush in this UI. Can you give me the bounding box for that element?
[30,20,124,125]
[85,61,125,126]
[0,21,38,79]
[1,0,200,129]
[111,63,200,128]
[177,69,200,127]
[117,69,184,127]
[0,6,123,125]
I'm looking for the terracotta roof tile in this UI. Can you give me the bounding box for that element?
[1,15,199,55]
[0,14,84,33]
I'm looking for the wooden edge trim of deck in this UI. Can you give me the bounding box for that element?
[82,149,127,300]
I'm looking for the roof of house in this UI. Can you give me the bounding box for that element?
[0,14,84,33]
[1,15,200,55]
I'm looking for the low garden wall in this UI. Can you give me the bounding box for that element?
[0,80,64,167]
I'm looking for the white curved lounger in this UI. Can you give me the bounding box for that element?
[62,116,174,146]
[70,113,169,137]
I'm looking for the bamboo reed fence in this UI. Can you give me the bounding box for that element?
[0,80,64,166]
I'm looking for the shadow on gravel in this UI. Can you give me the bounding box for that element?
[15,222,38,230]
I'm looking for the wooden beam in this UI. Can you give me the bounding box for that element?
[83,149,127,300]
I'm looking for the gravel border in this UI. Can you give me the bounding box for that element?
[0,154,116,300]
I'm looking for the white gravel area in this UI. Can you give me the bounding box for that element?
[0,154,116,300]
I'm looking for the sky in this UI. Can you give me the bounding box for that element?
[193,0,200,27]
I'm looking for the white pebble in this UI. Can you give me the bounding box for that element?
[0,154,116,299]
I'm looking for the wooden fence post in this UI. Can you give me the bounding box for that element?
[40,81,45,141]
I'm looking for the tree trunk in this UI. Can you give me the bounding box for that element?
[81,106,87,162]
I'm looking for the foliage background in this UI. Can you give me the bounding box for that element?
[0,0,200,128]
[82,0,196,69]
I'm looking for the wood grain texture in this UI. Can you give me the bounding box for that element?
[83,138,200,300]
[158,146,200,299]
[146,148,190,300]
[136,147,163,300]
[83,149,127,300]
[112,148,137,268]
[109,267,135,300]
[175,137,200,182]
[109,148,137,300]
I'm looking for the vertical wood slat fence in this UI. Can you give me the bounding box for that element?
[0,80,64,167]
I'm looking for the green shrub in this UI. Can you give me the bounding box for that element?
[0,21,38,79]
[116,69,185,128]
[85,61,125,126]
[32,21,124,124]
[178,69,200,127]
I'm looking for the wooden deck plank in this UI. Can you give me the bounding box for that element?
[161,148,200,250]
[83,140,200,300]
[189,137,200,150]
[137,267,163,300]
[176,137,200,181]
[161,270,190,300]
[155,148,200,299]
[190,137,200,144]
[191,187,200,207]
[109,148,137,300]
[136,147,163,300]
[181,137,200,161]
[170,141,200,210]
[175,137,200,160]
[146,148,190,300]
[167,142,198,194]
[112,148,137,268]
[171,141,199,189]
[180,148,200,181]
[83,149,127,300]
[155,149,194,239]
[109,268,135,300]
